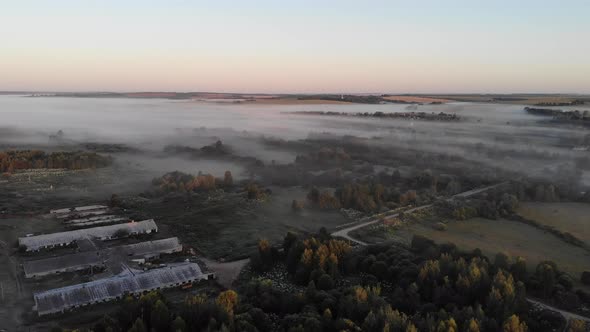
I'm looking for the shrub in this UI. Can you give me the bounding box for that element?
[317,274,334,290]
[432,222,447,231]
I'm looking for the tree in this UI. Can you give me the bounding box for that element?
[536,262,556,298]
[436,318,458,332]
[94,315,118,332]
[150,300,170,332]
[370,261,388,280]
[399,190,417,205]
[502,315,527,332]
[362,311,379,331]
[246,183,264,199]
[495,252,511,272]
[500,194,519,213]
[466,318,480,332]
[172,316,187,332]
[216,290,239,317]
[568,319,587,332]
[304,317,323,332]
[283,232,298,252]
[317,191,341,210]
[128,318,146,332]
[511,257,527,281]
[291,199,304,212]
[317,274,334,290]
[307,187,320,204]
[257,238,273,267]
[223,171,233,187]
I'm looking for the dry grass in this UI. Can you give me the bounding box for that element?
[390,217,590,279]
[517,202,590,245]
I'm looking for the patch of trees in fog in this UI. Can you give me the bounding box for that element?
[149,170,233,194]
[0,150,112,174]
[291,111,461,121]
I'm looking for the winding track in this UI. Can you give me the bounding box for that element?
[331,182,507,245]
[528,298,590,323]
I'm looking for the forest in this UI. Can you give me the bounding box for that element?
[52,229,589,332]
[0,150,112,173]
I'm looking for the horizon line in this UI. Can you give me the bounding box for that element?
[2,91,589,96]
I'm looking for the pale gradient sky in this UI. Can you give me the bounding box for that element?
[1,1,589,93]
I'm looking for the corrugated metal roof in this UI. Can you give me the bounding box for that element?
[23,237,181,278]
[23,251,103,278]
[50,205,108,214]
[64,215,125,224]
[57,209,110,219]
[118,237,182,257]
[19,220,157,251]
[34,262,204,315]
[64,215,129,228]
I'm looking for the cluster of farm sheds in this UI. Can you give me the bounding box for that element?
[18,205,214,317]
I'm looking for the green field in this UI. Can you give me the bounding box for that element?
[517,202,590,245]
[382,217,590,280]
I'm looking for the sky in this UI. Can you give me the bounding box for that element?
[1,0,589,94]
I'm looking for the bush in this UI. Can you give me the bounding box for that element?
[411,235,436,253]
[317,274,334,290]
[581,271,590,285]
[291,200,304,212]
[432,222,447,231]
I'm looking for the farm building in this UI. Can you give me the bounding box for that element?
[23,251,103,278]
[33,262,212,316]
[51,205,110,220]
[63,215,129,228]
[50,205,108,215]
[18,219,157,252]
[117,237,182,258]
[22,237,182,278]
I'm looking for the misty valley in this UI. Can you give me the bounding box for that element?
[1,95,590,331]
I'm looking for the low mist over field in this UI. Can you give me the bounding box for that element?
[2,95,589,185]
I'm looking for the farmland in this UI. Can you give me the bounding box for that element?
[517,202,590,245]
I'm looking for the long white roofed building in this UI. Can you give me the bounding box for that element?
[18,219,157,252]
[33,262,211,316]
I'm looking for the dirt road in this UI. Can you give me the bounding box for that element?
[528,298,590,323]
[331,182,507,245]
[200,258,249,288]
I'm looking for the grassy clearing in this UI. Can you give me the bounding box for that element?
[368,217,590,280]
[517,202,590,245]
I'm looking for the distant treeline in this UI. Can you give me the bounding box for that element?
[0,150,112,173]
[535,100,585,106]
[524,107,590,123]
[298,94,385,104]
[291,111,460,121]
[299,94,445,104]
